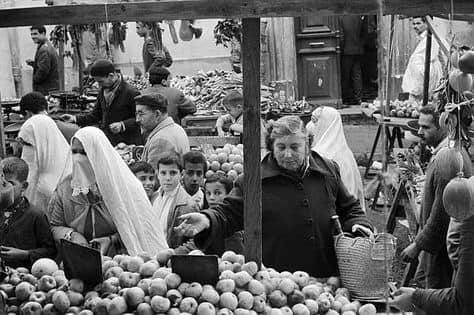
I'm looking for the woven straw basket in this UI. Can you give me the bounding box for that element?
[334,233,397,300]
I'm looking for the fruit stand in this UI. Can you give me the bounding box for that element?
[0,1,474,315]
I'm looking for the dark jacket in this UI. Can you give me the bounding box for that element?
[75,78,142,146]
[195,151,372,277]
[412,216,474,315]
[142,85,196,125]
[142,37,173,73]
[32,40,59,95]
[0,198,56,268]
[415,146,472,288]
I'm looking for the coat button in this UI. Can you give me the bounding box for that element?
[302,199,309,207]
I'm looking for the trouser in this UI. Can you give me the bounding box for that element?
[414,250,453,290]
[341,55,363,103]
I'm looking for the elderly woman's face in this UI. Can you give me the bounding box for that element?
[273,133,307,172]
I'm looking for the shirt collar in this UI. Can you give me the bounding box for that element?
[430,137,449,155]
[262,151,333,180]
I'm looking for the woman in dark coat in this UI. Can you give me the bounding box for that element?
[175,115,372,277]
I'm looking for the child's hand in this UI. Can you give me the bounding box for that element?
[0,246,29,260]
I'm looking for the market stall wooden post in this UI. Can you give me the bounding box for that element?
[242,18,262,266]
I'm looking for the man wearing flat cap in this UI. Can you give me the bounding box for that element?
[136,93,189,169]
[61,59,142,146]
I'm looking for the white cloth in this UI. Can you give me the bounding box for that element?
[67,127,168,255]
[402,31,443,99]
[190,188,204,209]
[306,106,366,211]
[71,153,98,196]
[18,114,71,213]
[153,185,180,237]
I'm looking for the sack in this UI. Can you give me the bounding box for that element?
[334,233,397,299]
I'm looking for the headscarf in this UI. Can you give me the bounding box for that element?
[18,114,71,213]
[306,106,366,211]
[69,127,168,255]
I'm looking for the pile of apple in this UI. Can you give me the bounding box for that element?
[205,144,244,181]
[115,143,138,165]
[0,250,378,315]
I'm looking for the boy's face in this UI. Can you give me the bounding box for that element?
[227,104,243,119]
[135,171,156,199]
[158,164,181,192]
[205,181,228,207]
[3,173,27,204]
[182,162,205,196]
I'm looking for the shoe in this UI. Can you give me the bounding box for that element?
[192,27,203,39]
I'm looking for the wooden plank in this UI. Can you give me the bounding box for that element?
[0,101,6,158]
[188,136,240,148]
[242,18,262,266]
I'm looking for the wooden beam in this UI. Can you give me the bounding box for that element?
[242,18,262,266]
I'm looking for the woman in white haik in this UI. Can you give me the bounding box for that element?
[18,114,71,215]
[49,127,168,256]
[306,106,366,211]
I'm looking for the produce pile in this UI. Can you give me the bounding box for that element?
[0,250,378,315]
[204,144,244,181]
[115,143,141,165]
[366,100,420,118]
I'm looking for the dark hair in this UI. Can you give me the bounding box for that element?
[223,90,243,109]
[20,92,48,115]
[137,21,155,29]
[135,93,168,113]
[1,157,29,182]
[265,115,309,151]
[205,173,233,194]
[90,59,115,77]
[183,151,208,173]
[30,25,46,34]
[412,16,427,22]
[129,161,154,174]
[419,105,441,128]
[149,66,170,85]
[157,151,183,171]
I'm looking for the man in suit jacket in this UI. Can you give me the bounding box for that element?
[26,25,59,96]
[142,66,196,125]
[61,60,142,146]
[136,22,173,73]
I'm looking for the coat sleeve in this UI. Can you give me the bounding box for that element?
[411,216,474,314]
[194,177,244,250]
[28,212,57,263]
[122,88,140,132]
[331,161,372,232]
[48,189,74,242]
[146,42,173,71]
[76,99,102,127]
[415,172,452,254]
[146,138,177,169]
[33,48,51,84]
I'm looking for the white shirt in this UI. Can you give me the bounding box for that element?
[190,188,205,209]
[153,185,180,237]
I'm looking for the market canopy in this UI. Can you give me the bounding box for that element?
[0,0,473,27]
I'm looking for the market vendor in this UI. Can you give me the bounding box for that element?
[175,115,373,277]
[136,21,173,73]
[49,127,168,256]
[136,93,190,170]
[142,66,196,125]
[61,59,142,146]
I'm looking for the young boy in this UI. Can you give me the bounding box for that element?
[0,157,56,268]
[129,161,157,202]
[153,152,194,249]
[216,90,243,137]
[204,174,244,254]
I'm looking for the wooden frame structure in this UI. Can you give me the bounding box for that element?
[1,0,474,265]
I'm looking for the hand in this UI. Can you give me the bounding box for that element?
[229,124,239,132]
[174,213,210,237]
[0,246,29,261]
[155,51,167,61]
[351,224,374,238]
[60,114,76,123]
[389,287,416,312]
[70,231,89,246]
[401,242,421,262]
[109,122,123,134]
[216,128,225,137]
[90,236,112,255]
[26,59,34,66]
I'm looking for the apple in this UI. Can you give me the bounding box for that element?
[150,295,171,313]
[42,303,59,315]
[166,289,183,307]
[8,273,21,285]
[252,295,266,313]
[149,278,168,297]
[38,275,57,292]
[66,290,84,306]
[31,258,59,278]
[237,291,253,310]
[254,270,270,281]
[184,282,203,299]
[118,271,140,288]
[156,248,175,265]
[29,291,47,305]
[292,304,310,315]
[0,283,15,297]
[219,292,238,310]
[137,278,152,295]
[21,273,38,286]
[280,306,292,315]
[102,260,119,273]
[107,296,127,315]
[221,251,238,263]
[302,285,321,300]
[127,256,145,273]
[136,302,154,315]
[241,262,258,276]
[304,299,318,315]
[20,301,42,315]
[164,273,181,289]
[358,303,377,315]
[102,277,120,294]
[288,290,305,306]
[219,270,235,280]
[78,310,94,315]
[292,271,309,288]
[200,288,219,305]
[197,302,216,315]
[52,291,70,313]
[216,279,235,293]
[124,287,145,308]
[234,271,251,287]
[217,308,234,315]
[218,261,233,273]
[104,266,124,279]
[139,261,159,278]
[84,296,101,310]
[15,282,35,301]
[68,279,84,293]
[152,267,171,279]
[178,282,190,295]
[247,279,264,296]
[94,298,111,315]
[269,290,287,308]
[232,263,242,273]
[53,275,68,288]
[168,307,181,315]
[179,297,198,314]
[67,306,82,314]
